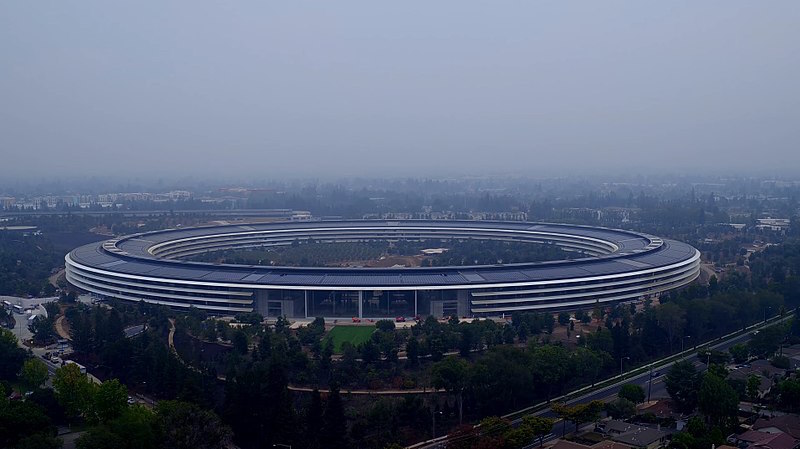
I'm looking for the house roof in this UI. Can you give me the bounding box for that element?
[551,438,636,449]
[592,441,636,449]
[638,400,680,418]
[754,416,800,439]
[741,431,798,449]
[552,440,593,449]
[611,428,669,447]
[605,421,639,433]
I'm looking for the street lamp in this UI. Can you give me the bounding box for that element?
[681,335,691,354]
[620,356,630,377]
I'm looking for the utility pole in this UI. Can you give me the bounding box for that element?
[620,356,630,377]
[647,364,653,403]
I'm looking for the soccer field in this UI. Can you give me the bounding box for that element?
[326,325,375,353]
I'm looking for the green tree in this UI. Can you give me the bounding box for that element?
[21,358,49,391]
[15,433,62,449]
[746,375,761,402]
[90,379,128,424]
[431,357,468,423]
[698,373,739,428]
[558,312,570,326]
[0,328,27,381]
[375,319,396,332]
[405,336,419,367]
[571,347,603,386]
[728,344,749,363]
[28,316,55,345]
[54,363,94,421]
[321,385,348,449]
[157,401,232,449]
[551,401,603,436]
[522,415,555,447]
[606,398,636,419]
[666,360,700,413]
[478,416,512,442]
[0,397,56,449]
[531,345,569,400]
[618,383,645,404]
[305,389,324,449]
[708,363,729,379]
[656,302,686,352]
[670,431,696,449]
[108,405,161,449]
[777,379,800,412]
[76,426,125,449]
[748,326,783,357]
[232,330,248,355]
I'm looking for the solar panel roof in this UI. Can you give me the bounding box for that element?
[68,220,698,288]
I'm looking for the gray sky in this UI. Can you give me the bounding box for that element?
[1,1,799,180]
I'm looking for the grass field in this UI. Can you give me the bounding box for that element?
[326,325,375,353]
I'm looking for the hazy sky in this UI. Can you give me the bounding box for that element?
[1,2,799,180]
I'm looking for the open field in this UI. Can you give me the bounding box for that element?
[326,325,375,353]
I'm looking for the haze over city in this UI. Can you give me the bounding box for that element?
[2,1,800,180]
[4,4,800,449]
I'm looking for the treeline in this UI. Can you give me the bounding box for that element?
[664,313,800,449]
[1,328,63,448]
[423,240,571,266]
[66,301,217,406]
[1,325,233,449]
[190,240,388,267]
[0,232,61,297]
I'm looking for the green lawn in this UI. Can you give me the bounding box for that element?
[326,325,375,353]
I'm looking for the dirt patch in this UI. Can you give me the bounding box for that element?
[548,317,604,346]
[362,255,425,268]
[55,315,71,340]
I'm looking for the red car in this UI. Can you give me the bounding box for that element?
[395,316,406,322]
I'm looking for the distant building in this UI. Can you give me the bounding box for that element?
[66,220,700,318]
[756,218,790,232]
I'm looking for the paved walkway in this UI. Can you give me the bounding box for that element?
[288,385,443,395]
[48,267,65,288]
[55,315,71,340]
[168,318,176,351]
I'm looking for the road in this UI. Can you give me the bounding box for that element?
[524,321,765,440]
[409,313,794,449]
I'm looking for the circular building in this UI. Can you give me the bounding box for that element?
[65,220,700,318]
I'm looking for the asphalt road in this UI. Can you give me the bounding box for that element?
[411,313,794,449]
[525,321,766,442]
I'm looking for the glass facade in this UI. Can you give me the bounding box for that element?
[307,290,359,318]
[361,290,416,318]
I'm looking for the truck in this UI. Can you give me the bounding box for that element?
[63,360,87,375]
